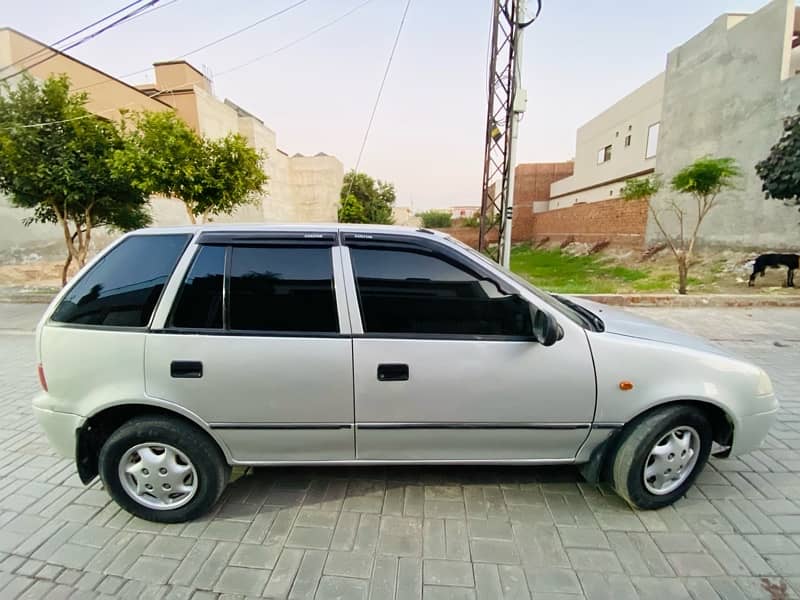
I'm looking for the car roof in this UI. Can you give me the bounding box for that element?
[130,223,449,239]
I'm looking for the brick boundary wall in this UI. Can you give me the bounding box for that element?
[531,197,648,248]
[435,227,497,249]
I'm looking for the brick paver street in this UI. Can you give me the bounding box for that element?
[0,305,798,599]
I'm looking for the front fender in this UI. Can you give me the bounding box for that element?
[587,332,776,429]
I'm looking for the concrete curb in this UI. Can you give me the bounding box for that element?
[574,293,800,307]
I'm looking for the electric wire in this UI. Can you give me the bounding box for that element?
[73,0,313,91]
[0,0,150,75]
[0,0,161,84]
[3,0,376,128]
[345,0,412,200]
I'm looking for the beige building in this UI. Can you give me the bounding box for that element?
[549,74,664,210]
[0,28,343,260]
[540,0,800,248]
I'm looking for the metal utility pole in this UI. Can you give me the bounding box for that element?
[479,0,530,267]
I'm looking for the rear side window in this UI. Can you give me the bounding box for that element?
[350,247,531,336]
[170,246,225,329]
[229,246,338,333]
[51,234,190,327]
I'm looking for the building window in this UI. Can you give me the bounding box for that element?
[624,134,631,147]
[597,145,612,164]
[645,122,660,159]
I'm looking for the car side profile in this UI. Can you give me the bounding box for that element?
[32,225,778,522]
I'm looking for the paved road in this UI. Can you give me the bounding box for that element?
[0,305,798,599]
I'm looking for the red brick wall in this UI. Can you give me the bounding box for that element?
[532,197,648,248]
[437,227,498,249]
[512,162,574,242]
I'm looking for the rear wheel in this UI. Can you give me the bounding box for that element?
[611,405,712,509]
[99,416,230,523]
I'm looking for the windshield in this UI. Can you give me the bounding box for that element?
[447,237,587,327]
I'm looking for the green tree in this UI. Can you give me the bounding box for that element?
[623,157,740,294]
[417,210,452,228]
[113,111,267,224]
[338,193,367,223]
[755,105,800,210]
[0,75,150,285]
[341,170,395,224]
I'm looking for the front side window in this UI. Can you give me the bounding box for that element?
[229,246,338,332]
[51,234,190,327]
[350,248,531,336]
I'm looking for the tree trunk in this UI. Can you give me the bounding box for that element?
[184,202,197,225]
[61,253,72,287]
[677,255,689,295]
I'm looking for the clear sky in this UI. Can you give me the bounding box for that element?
[4,0,771,210]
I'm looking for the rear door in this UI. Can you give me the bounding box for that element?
[145,231,355,462]
[343,233,596,461]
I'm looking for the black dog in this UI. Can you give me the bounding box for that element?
[748,253,799,287]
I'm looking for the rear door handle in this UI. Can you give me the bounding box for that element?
[171,361,203,378]
[377,363,409,382]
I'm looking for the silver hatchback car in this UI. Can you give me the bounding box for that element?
[32,225,778,522]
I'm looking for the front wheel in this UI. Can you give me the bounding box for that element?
[611,405,712,509]
[98,416,230,523]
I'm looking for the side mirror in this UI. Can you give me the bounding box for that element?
[530,307,564,347]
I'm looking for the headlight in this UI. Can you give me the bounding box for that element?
[756,368,774,396]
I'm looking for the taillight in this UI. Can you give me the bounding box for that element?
[37,363,48,392]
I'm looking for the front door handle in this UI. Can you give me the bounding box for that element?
[377,363,409,382]
[171,361,203,378]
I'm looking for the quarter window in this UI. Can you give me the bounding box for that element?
[51,234,190,327]
[170,245,225,329]
[350,248,532,336]
[229,247,338,332]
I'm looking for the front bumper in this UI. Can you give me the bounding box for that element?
[32,398,84,459]
[730,402,779,456]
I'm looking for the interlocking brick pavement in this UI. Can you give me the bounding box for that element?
[0,305,798,599]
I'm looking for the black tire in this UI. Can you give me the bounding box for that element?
[611,405,712,510]
[99,416,230,523]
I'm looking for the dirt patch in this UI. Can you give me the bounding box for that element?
[0,261,79,288]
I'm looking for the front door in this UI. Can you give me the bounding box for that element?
[145,234,354,462]
[345,236,596,461]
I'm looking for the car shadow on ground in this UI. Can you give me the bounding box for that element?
[208,463,594,521]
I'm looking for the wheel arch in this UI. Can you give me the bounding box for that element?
[76,402,232,484]
[582,398,734,484]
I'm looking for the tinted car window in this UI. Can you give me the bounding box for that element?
[229,246,338,332]
[350,248,531,336]
[170,245,225,329]
[51,234,190,327]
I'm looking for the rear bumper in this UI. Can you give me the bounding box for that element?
[32,397,84,459]
[730,403,779,456]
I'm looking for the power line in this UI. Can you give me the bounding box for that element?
[0,0,150,75]
[177,0,311,61]
[215,0,378,78]
[0,0,161,84]
[345,0,412,199]
[73,0,314,92]
[119,0,180,25]
[0,101,139,132]
[3,0,376,129]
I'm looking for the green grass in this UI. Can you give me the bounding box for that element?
[509,245,703,294]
